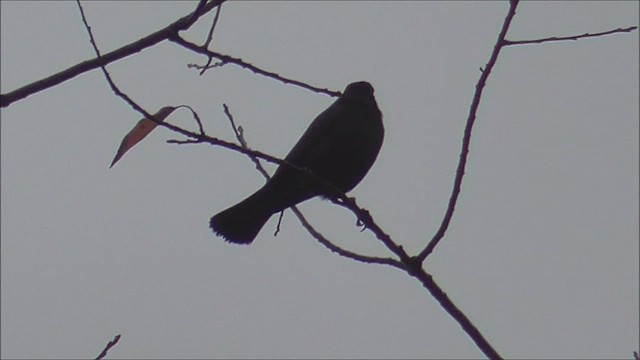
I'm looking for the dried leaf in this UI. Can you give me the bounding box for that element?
[110,106,176,168]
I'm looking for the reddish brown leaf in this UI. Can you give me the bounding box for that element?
[110,106,176,168]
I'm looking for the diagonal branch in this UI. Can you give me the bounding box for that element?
[0,0,226,108]
[169,35,341,97]
[204,3,223,49]
[409,269,502,359]
[504,26,637,46]
[198,2,224,75]
[332,196,412,263]
[416,0,520,263]
[95,334,121,360]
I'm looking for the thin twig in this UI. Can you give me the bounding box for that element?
[76,1,102,57]
[504,26,637,46]
[167,139,201,145]
[174,105,205,134]
[222,104,270,178]
[170,35,341,98]
[290,205,406,269]
[95,334,121,360]
[199,3,224,75]
[204,3,223,49]
[274,210,284,237]
[332,196,412,263]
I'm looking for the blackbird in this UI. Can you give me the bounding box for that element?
[210,81,384,244]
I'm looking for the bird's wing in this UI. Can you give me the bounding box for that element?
[283,99,349,166]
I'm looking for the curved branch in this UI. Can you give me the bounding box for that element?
[416,0,520,263]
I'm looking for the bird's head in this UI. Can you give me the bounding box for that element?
[341,81,376,105]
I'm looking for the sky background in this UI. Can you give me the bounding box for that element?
[1,1,638,359]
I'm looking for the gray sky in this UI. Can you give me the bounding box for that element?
[1,1,638,359]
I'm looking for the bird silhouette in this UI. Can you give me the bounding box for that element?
[210,81,384,244]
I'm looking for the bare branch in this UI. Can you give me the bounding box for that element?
[0,0,226,108]
[197,3,224,75]
[167,139,201,145]
[222,104,270,179]
[416,0,520,263]
[175,105,205,134]
[504,26,638,46]
[76,1,101,56]
[409,270,503,360]
[290,205,406,270]
[170,35,341,98]
[95,334,121,360]
[204,3,223,49]
[331,196,412,264]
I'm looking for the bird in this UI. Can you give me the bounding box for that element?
[210,81,384,244]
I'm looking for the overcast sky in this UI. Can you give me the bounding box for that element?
[1,1,638,359]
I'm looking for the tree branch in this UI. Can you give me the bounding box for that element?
[504,26,637,46]
[0,0,226,108]
[95,334,121,360]
[409,269,502,359]
[416,0,520,263]
[169,35,341,97]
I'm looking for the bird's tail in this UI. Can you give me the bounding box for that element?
[210,188,274,244]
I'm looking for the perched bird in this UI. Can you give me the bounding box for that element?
[210,81,384,244]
